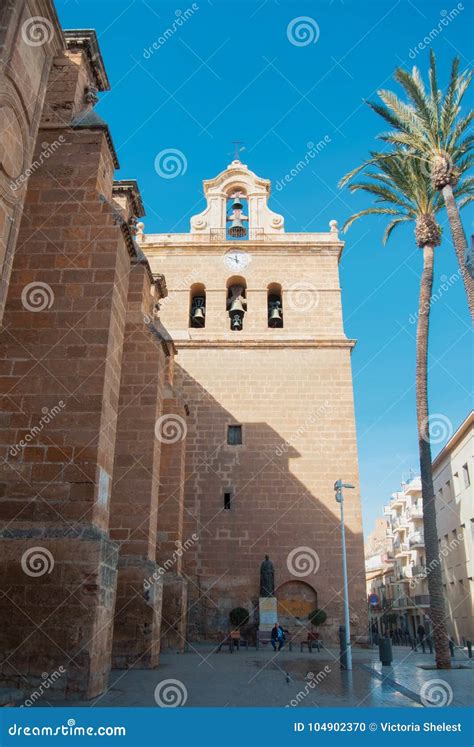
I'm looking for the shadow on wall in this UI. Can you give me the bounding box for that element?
[158,362,367,646]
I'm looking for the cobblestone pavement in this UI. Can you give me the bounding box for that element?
[35,644,473,708]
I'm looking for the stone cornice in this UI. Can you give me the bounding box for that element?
[172,338,356,349]
[112,180,145,219]
[63,29,110,91]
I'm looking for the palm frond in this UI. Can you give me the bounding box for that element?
[342,207,401,233]
[383,216,412,244]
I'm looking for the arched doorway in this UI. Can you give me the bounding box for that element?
[276,580,317,628]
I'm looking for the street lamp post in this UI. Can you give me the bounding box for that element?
[334,479,355,671]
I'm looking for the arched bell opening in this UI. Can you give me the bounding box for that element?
[267,282,283,328]
[226,276,247,331]
[226,190,248,240]
[189,283,206,328]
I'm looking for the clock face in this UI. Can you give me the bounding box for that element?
[223,250,251,271]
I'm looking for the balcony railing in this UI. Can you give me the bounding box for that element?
[409,531,424,547]
[414,594,430,606]
[412,565,427,577]
[407,505,423,519]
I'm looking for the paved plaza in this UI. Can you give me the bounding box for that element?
[34,645,473,709]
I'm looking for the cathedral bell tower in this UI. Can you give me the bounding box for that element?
[141,160,366,645]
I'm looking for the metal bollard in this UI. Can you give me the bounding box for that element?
[466,640,472,659]
[379,636,393,666]
[449,639,454,657]
[339,625,348,670]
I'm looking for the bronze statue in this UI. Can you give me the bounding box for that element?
[260,555,275,597]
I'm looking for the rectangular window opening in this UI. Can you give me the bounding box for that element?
[462,463,470,488]
[227,425,242,445]
[224,492,232,510]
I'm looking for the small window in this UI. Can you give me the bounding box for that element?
[462,463,470,488]
[227,425,242,445]
[224,492,232,510]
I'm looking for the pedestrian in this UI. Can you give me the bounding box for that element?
[417,623,426,645]
[271,622,285,651]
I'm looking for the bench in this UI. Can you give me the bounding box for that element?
[216,630,248,653]
[300,632,322,653]
[256,630,293,651]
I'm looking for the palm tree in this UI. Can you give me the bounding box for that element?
[363,53,473,317]
[340,152,473,668]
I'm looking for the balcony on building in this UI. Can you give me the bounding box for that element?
[408,531,425,548]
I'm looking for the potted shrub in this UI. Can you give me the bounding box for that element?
[308,608,327,640]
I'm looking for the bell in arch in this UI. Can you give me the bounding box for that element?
[191,296,206,328]
[226,192,248,238]
[227,285,247,330]
[228,219,247,238]
[268,298,283,328]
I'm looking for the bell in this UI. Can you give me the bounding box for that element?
[269,306,283,327]
[231,195,243,211]
[228,218,247,238]
[192,306,205,326]
[229,297,245,313]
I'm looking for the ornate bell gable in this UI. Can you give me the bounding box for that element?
[190,159,284,234]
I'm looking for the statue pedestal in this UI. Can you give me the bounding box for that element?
[258,597,278,631]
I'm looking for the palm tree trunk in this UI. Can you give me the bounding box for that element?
[416,244,451,669]
[442,183,474,320]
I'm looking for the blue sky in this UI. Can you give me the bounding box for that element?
[57,0,473,538]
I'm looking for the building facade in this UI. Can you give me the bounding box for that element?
[141,160,367,644]
[433,411,474,645]
[365,517,394,634]
[382,477,431,636]
[0,2,367,701]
